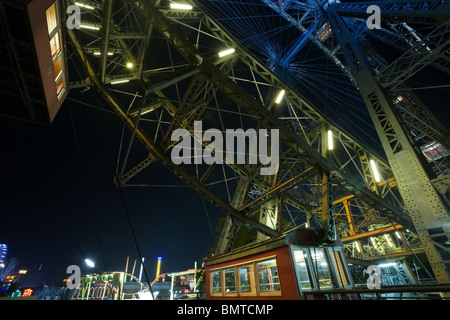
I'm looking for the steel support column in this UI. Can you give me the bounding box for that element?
[326,6,450,284]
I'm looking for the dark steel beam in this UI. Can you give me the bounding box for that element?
[100,0,113,83]
[66,28,281,239]
[145,0,413,230]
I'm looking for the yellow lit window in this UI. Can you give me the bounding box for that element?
[46,3,58,35]
[46,1,66,100]
[56,72,65,98]
[49,32,61,61]
[331,250,350,287]
[53,56,63,82]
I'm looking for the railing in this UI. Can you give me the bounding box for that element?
[303,284,450,300]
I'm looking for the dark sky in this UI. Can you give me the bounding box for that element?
[0,98,221,288]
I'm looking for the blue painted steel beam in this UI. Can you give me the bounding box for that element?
[331,0,450,25]
[280,18,320,66]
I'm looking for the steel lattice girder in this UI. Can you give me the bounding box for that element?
[325,5,450,283]
[138,0,413,228]
[376,20,450,89]
[65,1,416,250]
[260,0,450,163]
[65,19,281,239]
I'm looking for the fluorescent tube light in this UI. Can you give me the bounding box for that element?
[384,234,393,248]
[370,159,382,183]
[379,262,397,268]
[93,51,114,56]
[371,237,377,248]
[275,89,285,104]
[218,48,235,58]
[111,79,130,84]
[327,130,333,150]
[141,108,155,115]
[80,23,100,30]
[170,3,193,10]
[75,2,95,10]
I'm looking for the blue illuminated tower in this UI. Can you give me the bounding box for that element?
[0,244,6,265]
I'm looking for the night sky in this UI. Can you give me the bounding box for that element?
[0,97,222,288]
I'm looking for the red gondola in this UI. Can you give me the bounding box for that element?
[205,229,355,300]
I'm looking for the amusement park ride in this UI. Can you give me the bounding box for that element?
[0,0,449,299]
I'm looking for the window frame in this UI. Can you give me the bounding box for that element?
[256,258,281,296]
[238,264,257,296]
[291,248,315,292]
[291,245,353,294]
[45,1,66,100]
[310,247,333,289]
[209,255,281,297]
[223,267,237,296]
[211,270,222,294]
[328,247,353,289]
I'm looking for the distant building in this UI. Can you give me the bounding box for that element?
[0,244,6,265]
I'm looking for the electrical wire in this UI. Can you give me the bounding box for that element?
[68,102,109,274]
[69,25,155,296]
[89,89,155,297]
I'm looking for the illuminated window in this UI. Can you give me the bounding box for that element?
[224,268,236,293]
[46,3,58,34]
[210,257,281,297]
[211,270,221,294]
[238,265,255,294]
[56,72,65,98]
[53,56,63,80]
[256,259,280,292]
[293,249,313,290]
[49,31,61,60]
[311,248,332,289]
[420,141,448,162]
[22,289,33,297]
[331,250,350,287]
[46,1,66,100]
